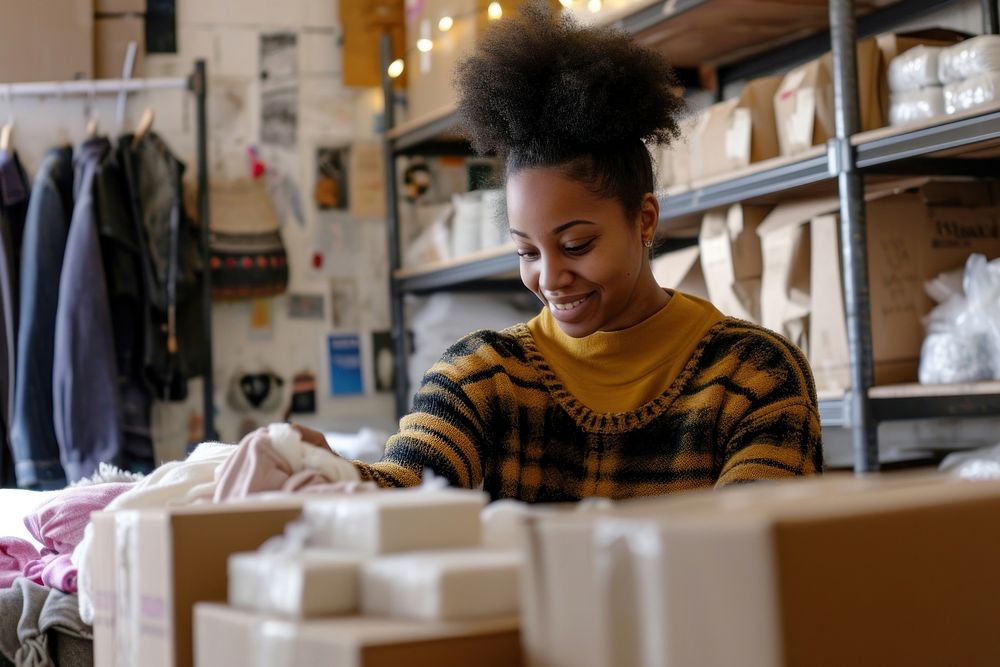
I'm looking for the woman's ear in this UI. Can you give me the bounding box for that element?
[639,192,660,245]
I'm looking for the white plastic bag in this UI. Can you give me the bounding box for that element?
[888,45,944,92]
[944,71,1000,114]
[889,86,945,125]
[919,254,1000,384]
[938,35,1000,83]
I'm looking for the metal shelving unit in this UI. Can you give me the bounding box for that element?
[380,0,1000,471]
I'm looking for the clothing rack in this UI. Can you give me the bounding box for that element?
[2,60,217,441]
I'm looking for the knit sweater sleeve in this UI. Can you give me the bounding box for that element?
[352,331,501,489]
[713,326,823,487]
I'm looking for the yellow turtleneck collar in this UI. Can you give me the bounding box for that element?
[527,290,724,414]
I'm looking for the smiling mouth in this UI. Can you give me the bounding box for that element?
[550,294,591,312]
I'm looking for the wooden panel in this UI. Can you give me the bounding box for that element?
[341,0,406,88]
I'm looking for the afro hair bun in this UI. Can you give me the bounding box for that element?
[454,0,684,160]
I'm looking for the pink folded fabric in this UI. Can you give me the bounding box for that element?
[40,553,78,592]
[1,538,41,588]
[23,482,134,554]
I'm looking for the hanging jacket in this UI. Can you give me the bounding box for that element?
[120,133,206,402]
[53,138,122,483]
[95,140,154,474]
[11,147,73,489]
[0,148,31,488]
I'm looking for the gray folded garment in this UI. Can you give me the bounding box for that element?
[0,578,92,667]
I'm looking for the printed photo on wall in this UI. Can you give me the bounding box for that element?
[314,147,349,210]
[288,293,325,320]
[328,334,364,396]
[330,279,359,329]
[260,32,298,147]
[371,331,395,393]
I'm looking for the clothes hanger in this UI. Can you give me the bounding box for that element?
[0,85,13,152]
[131,107,154,147]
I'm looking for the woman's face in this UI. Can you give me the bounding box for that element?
[507,167,661,338]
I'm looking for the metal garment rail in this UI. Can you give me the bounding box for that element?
[2,61,217,441]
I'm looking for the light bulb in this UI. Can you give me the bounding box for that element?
[488,2,502,20]
[417,38,433,52]
[559,0,573,7]
[387,58,404,78]
[438,16,454,31]
[587,0,601,12]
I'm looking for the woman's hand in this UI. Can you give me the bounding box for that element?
[290,423,329,451]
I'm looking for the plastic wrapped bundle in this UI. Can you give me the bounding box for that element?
[888,45,943,92]
[889,87,945,126]
[944,71,1000,114]
[939,35,1000,83]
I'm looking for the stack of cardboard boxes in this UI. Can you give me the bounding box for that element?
[0,0,144,83]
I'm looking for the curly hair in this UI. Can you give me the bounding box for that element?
[454,0,684,219]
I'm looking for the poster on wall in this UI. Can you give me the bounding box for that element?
[328,334,364,396]
[260,32,298,147]
[288,293,325,320]
[330,278,359,329]
[371,331,395,393]
[348,142,386,219]
[314,146,349,210]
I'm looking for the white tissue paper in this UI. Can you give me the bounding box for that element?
[944,71,1000,114]
[228,549,364,618]
[888,45,944,92]
[889,86,946,125]
[361,549,522,621]
[302,488,487,555]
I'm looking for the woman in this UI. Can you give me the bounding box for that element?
[308,3,821,501]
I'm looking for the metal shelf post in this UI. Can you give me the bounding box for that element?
[830,0,879,473]
[380,33,411,418]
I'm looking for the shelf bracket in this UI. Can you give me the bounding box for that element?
[826,136,856,176]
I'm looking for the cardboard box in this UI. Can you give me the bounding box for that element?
[194,603,522,667]
[92,501,306,667]
[774,38,881,157]
[651,245,708,300]
[757,200,813,349]
[95,16,145,79]
[0,0,93,82]
[700,204,770,321]
[524,474,1000,667]
[761,179,1000,392]
[95,0,144,12]
[689,76,782,181]
[659,115,697,189]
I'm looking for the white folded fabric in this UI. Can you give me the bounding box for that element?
[303,488,486,555]
[361,549,522,621]
[939,35,1000,83]
[228,548,364,618]
[889,86,945,126]
[944,71,1000,114]
[888,45,943,92]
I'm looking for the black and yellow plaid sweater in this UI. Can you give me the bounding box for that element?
[355,292,822,502]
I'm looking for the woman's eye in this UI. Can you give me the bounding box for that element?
[516,249,539,260]
[565,240,594,255]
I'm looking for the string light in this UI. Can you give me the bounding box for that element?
[587,0,602,12]
[488,2,502,19]
[417,38,434,52]
[438,16,454,31]
[387,58,405,78]
[559,0,574,6]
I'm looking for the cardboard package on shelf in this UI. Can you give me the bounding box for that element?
[522,473,1000,667]
[651,245,709,300]
[688,75,782,182]
[699,204,771,322]
[774,37,882,157]
[194,603,522,667]
[754,179,1000,394]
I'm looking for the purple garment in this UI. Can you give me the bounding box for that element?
[23,482,132,553]
[53,138,123,482]
[0,538,39,588]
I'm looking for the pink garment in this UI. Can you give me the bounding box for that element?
[0,538,40,588]
[213,428,376,502]
[24,482,134,553]
[41,553,77,592]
